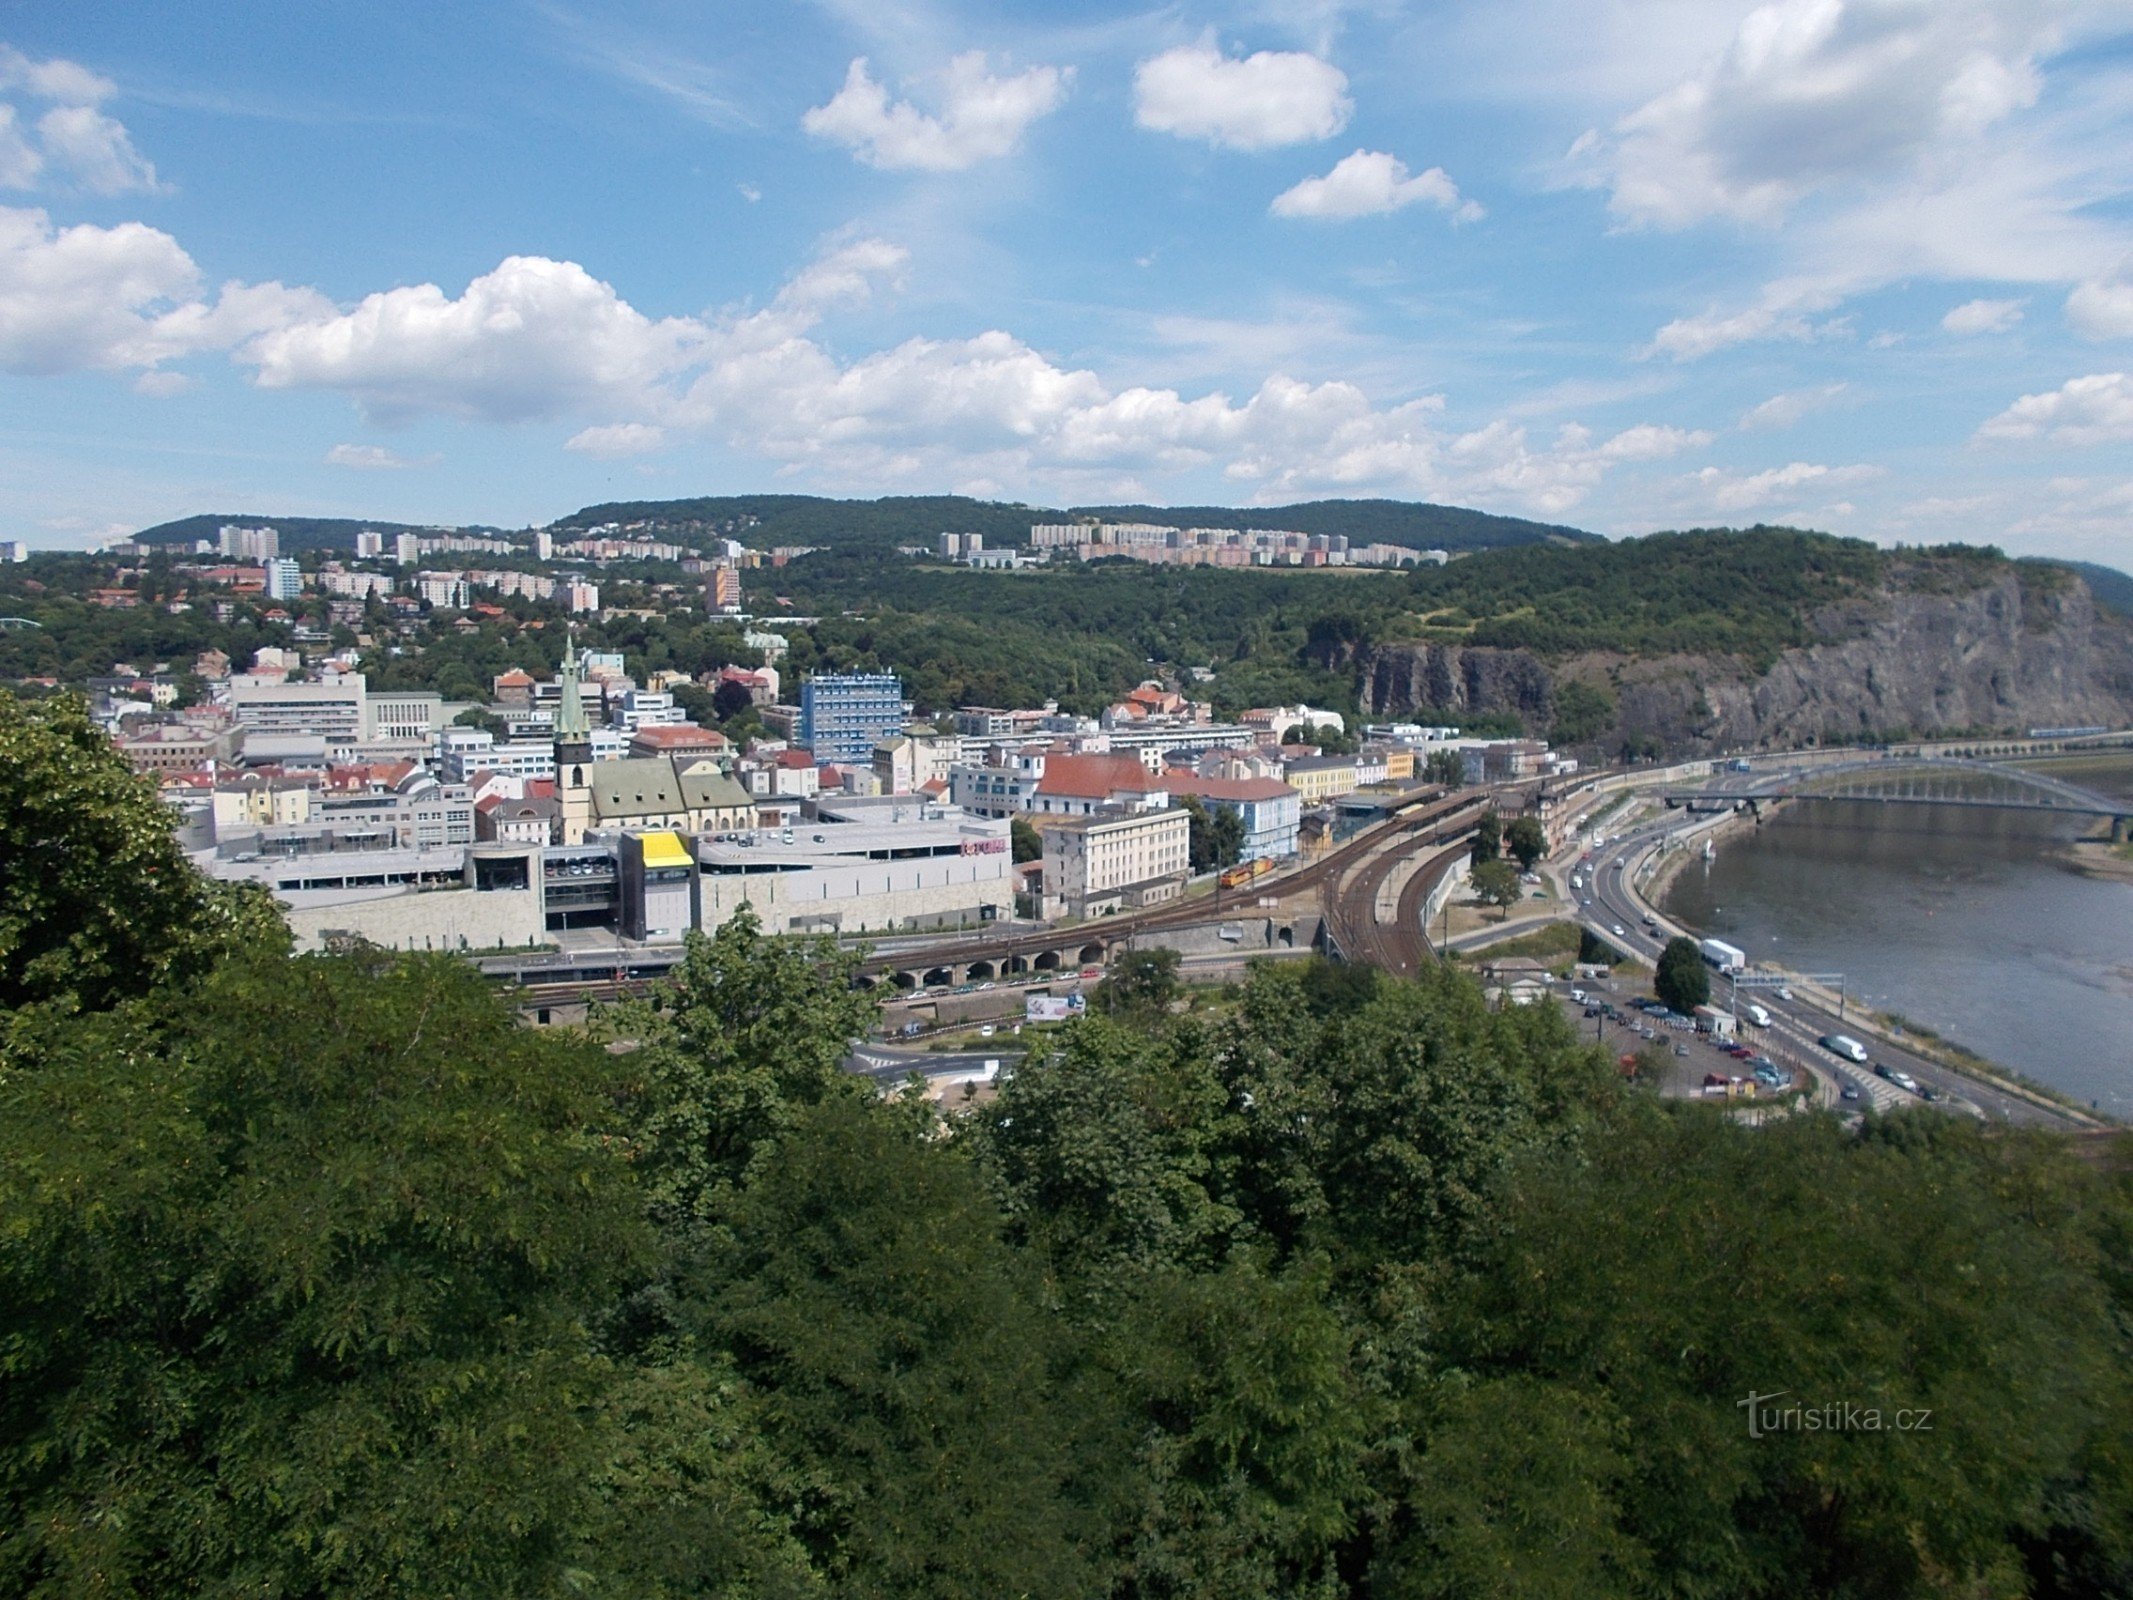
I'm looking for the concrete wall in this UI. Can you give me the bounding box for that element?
[282,883,545,954]
[699,856,1012,935]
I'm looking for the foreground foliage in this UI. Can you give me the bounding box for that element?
[2,704,2129,1596]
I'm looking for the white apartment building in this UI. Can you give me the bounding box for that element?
[263,557,302,601]
[367,690,444,743]
[416,572,470,609]
[608,688,686,734]
[1042,806,1191,919]
[218,524,279,560]
[226,674,367,743]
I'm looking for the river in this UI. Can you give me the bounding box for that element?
[1661,756,2133,1118]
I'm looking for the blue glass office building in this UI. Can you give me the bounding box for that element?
[799,672,905,764]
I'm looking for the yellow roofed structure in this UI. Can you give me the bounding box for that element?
[638,830,693,870]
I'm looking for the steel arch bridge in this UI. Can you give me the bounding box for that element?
[1787,757,2124,816]
[1665,756,2128,833]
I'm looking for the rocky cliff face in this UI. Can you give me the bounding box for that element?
[1359,643,1554,727]
[1359,570,2133,753]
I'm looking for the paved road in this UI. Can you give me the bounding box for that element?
[1576,764,2084,1129]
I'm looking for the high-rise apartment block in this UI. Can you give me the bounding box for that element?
[263,557,303,601]
[799,672,905,764]
[218,524,279,561]
[705,563,742,613]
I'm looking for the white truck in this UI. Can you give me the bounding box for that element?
[1743,1002,1772,1029]
[1821,1034,1870,1064]
[1700,937,1746,974]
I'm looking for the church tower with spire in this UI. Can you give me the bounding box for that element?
[554,633,594,845]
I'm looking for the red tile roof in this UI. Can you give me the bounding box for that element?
[629,724,728,749]
[1035,752,1163,799]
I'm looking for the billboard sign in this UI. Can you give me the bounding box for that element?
[1025,994,1087,1023]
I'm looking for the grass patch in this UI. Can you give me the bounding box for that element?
[1453,919,1585,974]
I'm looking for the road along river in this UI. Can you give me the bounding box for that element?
[1662,761,2133,1118]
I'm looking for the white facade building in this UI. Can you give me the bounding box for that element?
[1042,806,1191,918]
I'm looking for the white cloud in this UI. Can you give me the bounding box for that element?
[1133,39,1351,150]
[2067,271,2133,339]
[801,53,1068,171]
[0,105,38,188]
[1740,382,1848,430]
[1647,280,1843,360]
[566,421,666,458]
[325,442,424,469]
[0,47,160,194]
[1976,372,2133,445]
[1580,0,2064,229]
[0,45,116,106]
[0,204,325,374]
[246,254,706,423]
[34,105,158,194]
[0,213,1710,517]
[1688,460,1882,512]
[1942,296,2024,334]
[1270,149,1481,221]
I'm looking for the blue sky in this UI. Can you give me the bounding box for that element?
[3,0,2132,563]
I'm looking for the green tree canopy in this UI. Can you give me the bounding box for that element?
[1471,858,1522,918]
[0,690,282,1017]
[1655,935,1712,1014]
[1505,814,1548,872]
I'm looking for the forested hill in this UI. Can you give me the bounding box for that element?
[549,493,1588,553]
[132,513,505,553]
[132,495,1585,557]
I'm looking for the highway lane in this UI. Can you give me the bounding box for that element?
[1576,765,2085,1129]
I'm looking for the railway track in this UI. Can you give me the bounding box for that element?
[1319,805,1482,976]
[508,787,1494,1006]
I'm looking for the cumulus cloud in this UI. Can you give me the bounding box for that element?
[245,255,707,423]
[0,204,325,374]
[1577,0,2063,229]
[1133,40,1350,150]
[1740,382,1849,430]
[566,421,666,457]
[1270,149,1481,221]
[1688,460,1882,512]
[1976,372,2133,445]
[802,53,1068,171]
[0,211,1711,515]
[2067,271,2133,339]
[0,46,159,194]
[33,104,158,194]
[325,443,423,469]
[1942,296,2025,334]
[0,45,117,105]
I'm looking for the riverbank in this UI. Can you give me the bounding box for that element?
[2064,839,2133,884]
[1662,799,2125,1125]
[1641,804,1774,910]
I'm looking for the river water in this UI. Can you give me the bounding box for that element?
[1662,756,2133,1117]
